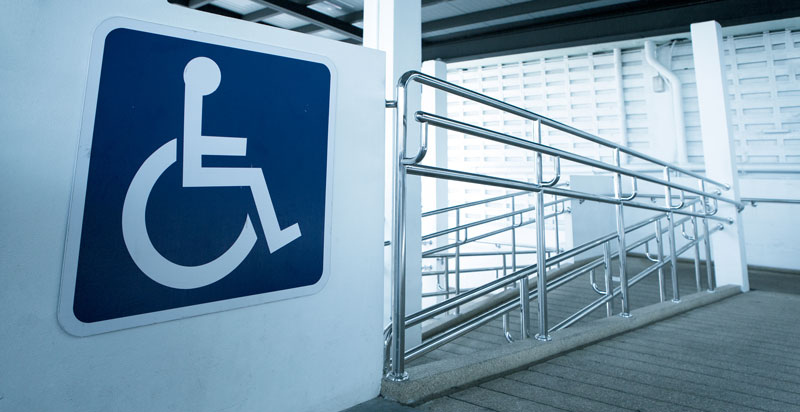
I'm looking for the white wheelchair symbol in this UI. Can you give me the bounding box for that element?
[121,57,301,290]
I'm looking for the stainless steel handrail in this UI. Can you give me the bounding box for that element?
[405,211,683,332]
[402,214,715,363]
[422,198,568,240]
[421,187,566,218]
[406,164,732,223]
[415,111,743,210]
[741,197,800,206]
[422,209,568,256]
[397,70,732,190]
[385,69,740,381]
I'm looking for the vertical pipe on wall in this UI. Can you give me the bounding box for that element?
[644,41,688,165]
[613,48,629,163]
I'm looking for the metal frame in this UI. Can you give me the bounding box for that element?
[385,70,739,382]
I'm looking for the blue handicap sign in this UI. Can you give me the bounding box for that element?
[59,19,335,336]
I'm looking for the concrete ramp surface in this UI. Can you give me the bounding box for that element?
[419,290,800,411]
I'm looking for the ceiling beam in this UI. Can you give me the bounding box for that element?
[196,4,245,19]
[188,0,215,8]
[243,0,334,22]
[294,0,454,36]
[252,0,362,41]
[422,0,593,34]
[422,0,800,62]
[242,8,280,22]
[294,10,362,34]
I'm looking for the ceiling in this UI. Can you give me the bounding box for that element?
[169,0,800,62]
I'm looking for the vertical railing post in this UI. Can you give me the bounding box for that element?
[504,197,516,339]
[554,195,561,268]
[691,202,702,292]
[655,218,666,302]
[388,83,408,381]
[511,197,518,272]
[444,257,450,300]
[455,209,461,314]
[613,148,632,317]
[699,181,715,292]
[602,241,614,317]
[663,167,681,303]
[534,119,550,341]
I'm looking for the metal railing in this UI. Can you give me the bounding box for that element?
[384,70,742,381]
[420,191,569,300]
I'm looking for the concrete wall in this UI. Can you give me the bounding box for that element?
[738,178,800,270]
[0,2,385,411]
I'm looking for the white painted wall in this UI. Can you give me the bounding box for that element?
[738,178,800,269]
[0,2,385,411]
[569,176,617,259]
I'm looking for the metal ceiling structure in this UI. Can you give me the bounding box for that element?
[169,0,800,62]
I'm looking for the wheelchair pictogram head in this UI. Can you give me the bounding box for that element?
[183,56,221,96]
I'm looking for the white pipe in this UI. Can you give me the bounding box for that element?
[644,40,688,165]
[613,48,629,163]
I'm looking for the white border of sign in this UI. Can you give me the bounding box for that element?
[58,17,337,337]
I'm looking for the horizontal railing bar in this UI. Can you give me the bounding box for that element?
[423,265,509,277]
[421,191,528,217]
[422,191,568,218]
[405,298,519,362]
[406,211,678,328]
[551,225,722,332]
[422,218,535,257]
[405,265,535,328]
[400,71,730,190]
[391,214,707,365]
[424,250,540,258]
[536,215,689,298]
[422,198,569,241]
[422,209,567,257]
[415,111,741,209]
[406,165,732,223]
[422,205,537,240]
[409,214,694,361]
[741,197,800,205]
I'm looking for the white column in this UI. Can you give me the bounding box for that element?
[364,0,423,347]
[690,21,749,291]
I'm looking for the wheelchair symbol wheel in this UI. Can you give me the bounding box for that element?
[121,57,301,290]
[122,139,258,289]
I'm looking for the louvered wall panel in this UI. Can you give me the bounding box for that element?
[442,28,800,217]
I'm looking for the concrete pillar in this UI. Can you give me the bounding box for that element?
[690,21,749,291]
[364,0,423,347]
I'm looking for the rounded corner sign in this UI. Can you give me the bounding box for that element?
[58,18,336,336]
